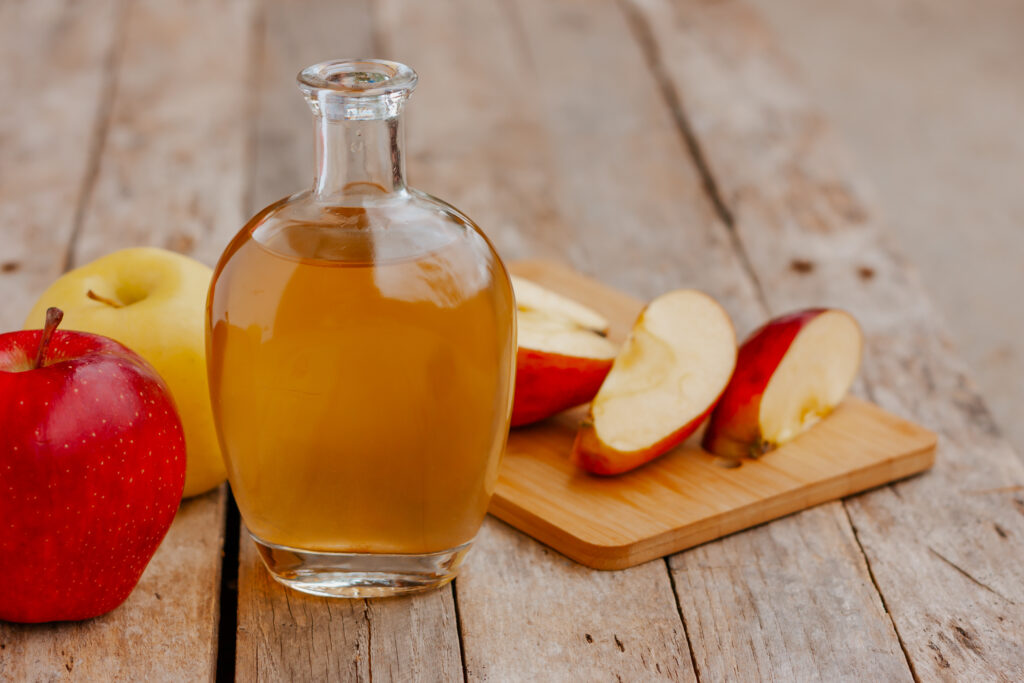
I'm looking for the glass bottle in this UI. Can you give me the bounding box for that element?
[206,59,516,597]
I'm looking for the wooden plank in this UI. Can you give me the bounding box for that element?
[670,502,913,681]
[383,0,911,678]
[499,264,935,570]
[378,0,694,678]
[461,520,696,681]
[0,0,253,679]
[628,0,1024,678]
[231,1,465,679]
[0,0,117,329]
[71,0,253,268]
[235,532,462,681]
[245,0,370,211]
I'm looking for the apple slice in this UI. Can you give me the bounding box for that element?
[702,308,863,458]
[512,310,617,427]
[510,276,616,426]
[512,275,609,335]
[571,290,737,475]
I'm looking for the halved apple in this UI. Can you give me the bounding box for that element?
[511,275,610,335]
[702,308,863,458]
[511,277,617,426]
[571,290,737,475]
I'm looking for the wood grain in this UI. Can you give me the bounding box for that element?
[0,0,119,329]
[459,520,695,681]
[385,0,914,678]
[670,502,915,681]
[380,0,697,678]
[0,0,256,679]
[71,0,255,676]
[231,1,466,680]
[628,0,1024,678]
[235,530,462,681]
[497,261,935,570]
[246,0,377,212]
[71,0,254,268]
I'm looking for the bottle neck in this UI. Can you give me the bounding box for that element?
[313,112,406,200]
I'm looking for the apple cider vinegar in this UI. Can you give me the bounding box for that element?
[206,60,515,597]
[209,209,513,553]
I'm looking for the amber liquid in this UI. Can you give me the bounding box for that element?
[208,200,515,554]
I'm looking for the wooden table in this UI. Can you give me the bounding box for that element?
[3,0,1023,680]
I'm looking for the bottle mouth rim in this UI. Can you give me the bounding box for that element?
[297,59,418,98]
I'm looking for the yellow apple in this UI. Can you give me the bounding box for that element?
[24,247,225,498]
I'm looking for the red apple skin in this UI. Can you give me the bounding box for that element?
[571,403,718,475]
[511,348,613,427]
[0,328,186,623]
[701,308,827,458]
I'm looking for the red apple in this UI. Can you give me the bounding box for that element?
[702,308,863,458]
[0,308,186,623]
[511,276,617,427]
[572,290,737,475]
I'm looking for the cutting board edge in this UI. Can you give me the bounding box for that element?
[495,261,940,570]
[489,436,936,570]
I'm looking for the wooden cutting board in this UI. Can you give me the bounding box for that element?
[490,261,937,570]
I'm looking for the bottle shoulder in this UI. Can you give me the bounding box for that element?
[219,188,508,277]
[247,188,482,234]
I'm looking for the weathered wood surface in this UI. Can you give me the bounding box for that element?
[628,0,1024,678]
[236,530,463,681]
[460,522,696,681]
[386,0,914,679]
[1,0,247,679]
[386,0,694,677]
[0,0,117,331]
[72,0,253,267]
[670,504,915,682]
[3,0,1022,679]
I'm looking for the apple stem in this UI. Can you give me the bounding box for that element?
[33,307,64,369]
[87,289,123,308]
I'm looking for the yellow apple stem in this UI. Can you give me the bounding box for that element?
[33,307,64,369]
[87,289,123,308]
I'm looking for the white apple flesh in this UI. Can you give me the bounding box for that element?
[572,290,737,475]
[511,275,610,335]
[702,308,863,458]
[511,278,617,427]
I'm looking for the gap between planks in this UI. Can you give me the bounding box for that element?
[839,503,921,682]
[217,494,242,682]
[664,557,703,681]
[616,0,769,313]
